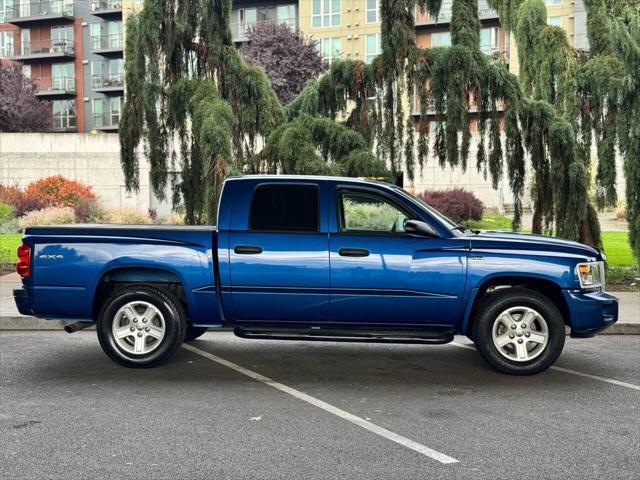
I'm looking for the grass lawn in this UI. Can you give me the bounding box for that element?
[0,233,22,264]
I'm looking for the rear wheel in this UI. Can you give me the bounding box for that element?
[97,285,186,368]
[184,326,208,342]
[472,288,565,375]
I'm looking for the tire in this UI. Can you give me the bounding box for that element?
[96,284,187,368]
[184,326,208,343]
[472,287,565,375]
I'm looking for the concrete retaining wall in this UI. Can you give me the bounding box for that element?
[0,132,628,212]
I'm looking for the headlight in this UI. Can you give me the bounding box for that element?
[576,261,605,289]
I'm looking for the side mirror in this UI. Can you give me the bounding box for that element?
[404,219,439,238]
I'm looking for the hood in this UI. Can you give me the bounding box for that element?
[467,231,602,260]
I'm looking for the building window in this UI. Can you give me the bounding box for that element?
[366,0,380,23]
[22,64,30,78]
[480,27,499,55]
[547,16,562,27]
[431,31,451,47]
[319,37,341,64]
[0,0,14,23]
[90,20,122,50]
[276,4,296,29]
[93,96,122,128]
[20,28,30,55]
[545,0,562,5]
[0,31,14,58]
[51,25,74,53]
[91,59,123,88]
[365,33,381,64]
[51,62,74,91]
[53,100,76,130]
[312,0,340,28]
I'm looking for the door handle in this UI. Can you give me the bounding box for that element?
[338,248,369,257]
[234,245,263,255]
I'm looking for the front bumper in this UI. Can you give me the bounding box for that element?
[563,290,618,338]
[13,287,33,316]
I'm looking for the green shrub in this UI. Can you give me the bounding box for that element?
[0,202,15,224]
[19,207,76,229]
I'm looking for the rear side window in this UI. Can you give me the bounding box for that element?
[249,184,319,232]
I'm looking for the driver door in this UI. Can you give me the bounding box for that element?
[329,188,466,326]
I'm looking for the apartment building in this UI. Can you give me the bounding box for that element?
[231,1,382,65]
[0,0,124,132]
[230,0,298,43]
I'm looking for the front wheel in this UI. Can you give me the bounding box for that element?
[472,288,565,375]
[97,285,187,368]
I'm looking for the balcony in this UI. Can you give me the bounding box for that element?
[90,33,123,54]
[33,75,76,97]
[481,45,508,63]
[90,0,123,17]
[5,1,74,25]
[231,17,297,42]
[92,73,124,93]
[11,39,75,61]
[415,0,498,26]
[93,112,120,131]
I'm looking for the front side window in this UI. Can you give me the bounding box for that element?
[250,184,319,232]
[340,191,411,234]
[312,0,340,28]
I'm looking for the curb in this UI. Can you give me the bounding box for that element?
[1,315,639,334]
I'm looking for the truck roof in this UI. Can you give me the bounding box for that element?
[227,175,396,188]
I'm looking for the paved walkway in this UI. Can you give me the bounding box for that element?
[2,273,637,332]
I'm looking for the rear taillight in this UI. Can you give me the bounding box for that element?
[16,243,31,278]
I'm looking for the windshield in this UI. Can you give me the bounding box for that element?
[393,187,460,231]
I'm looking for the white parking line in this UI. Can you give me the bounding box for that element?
[451,341,640,391]
[182,344,459,464]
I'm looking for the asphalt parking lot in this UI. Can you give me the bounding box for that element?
[1,332,639,479]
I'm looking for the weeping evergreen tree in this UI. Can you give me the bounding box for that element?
[119,0,388,223]
[488,0,639,259]
[291,0,609,246]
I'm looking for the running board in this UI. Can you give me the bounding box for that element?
[233,326,454,345]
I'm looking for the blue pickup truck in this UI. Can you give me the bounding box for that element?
[14,175,618,374]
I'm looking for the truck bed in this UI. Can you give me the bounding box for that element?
[20,224,220,325]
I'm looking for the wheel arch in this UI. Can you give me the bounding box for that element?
[92,267,190,321]
[461,275,570,337]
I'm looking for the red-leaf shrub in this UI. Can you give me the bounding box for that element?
[25,175,96,208]
[419,188,484,223]
[0,184,44,216]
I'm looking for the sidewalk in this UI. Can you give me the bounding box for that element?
[1,272,638,333]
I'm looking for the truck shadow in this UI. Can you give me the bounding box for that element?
[11,332,609,394]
